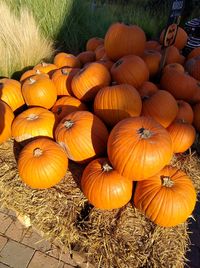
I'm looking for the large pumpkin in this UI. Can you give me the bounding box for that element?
[22,74,57,109]
[94,84,142,126]
[12,107,55,142]
[142,90,178,128]
[71,62,111,101]
[134,166,196,227]
[0,78,25,111]
[138,81,158,98]
[104,22,146,61]
[53,52,81,68]
[55,111,109,163]
[18,138,68,189]
[142,49,161,77]
[0,100,14,144]
[81,158,133,210]
[193,103,200,132]
[108,116,173,181]
[86,37,104,51]
[167,119,196,153]
[111,55,149,88]
[175,100,193,123]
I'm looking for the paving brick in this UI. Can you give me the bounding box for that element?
[0,235,8,251]
[0,213,13,234]
[48,245,77,266]
[0,240,35,268]
[5,219,27,242]
[21,228,51,252]
[27,251,64,268]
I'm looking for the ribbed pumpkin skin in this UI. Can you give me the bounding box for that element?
[54,53,81,68]
[108,116,173,181]
[86,37,104,51]
[0,78,25,111]
[138,81,158,98]
[20,69,47,83]
[142,90,178,128]
[142,50,161,77]
[12,107,55,142]
[18,138,68,189]
[163,63,185,73]
[22,74,57,109]
[81,158,133,210]
[160,70,197,102]
[0,100,14,144]
[51,68,80,96]
[104,23,146,61]
[111,55,149,88]
[51,96,88,124]
[94,84,142,126]
[77,51,96,65]
[71,62,111,102]
[134,166,196,227]
[175,100,193,123]
[55,111,109,163]
[193,103,200,132]
[187,47,200,60]
[33,62,58,74]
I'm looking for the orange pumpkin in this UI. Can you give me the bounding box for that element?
[54,52,81,68]
[193,103,200,132]
[20,69,46,83]
[51,96,88,124]
[134,166,196,227]
[164,46,185,65]
[33,62,57,74]
[111,55,149,88]
[94,84,142,126]
[145,40,161,51]
[55,111,109,163]
[163,63,185,73]
[77,51,96,65]
[0,100,14,144]
[81,158,133,210]
[12,107,55,142]
[95,45,106,60]
[142,49,162,77]
[108,116,173,181]
[96,59,114,70]
[104,22,146,61]
[175,100,193,123]
[138,81,158,98]
[0,78,25,111]
[142,90,178,128]
[71,62,111,101]
[187,47,200,60]
[86,37,104,51]
[185,55,200,81]
[18,138,68,189]
[51,67,80,96]
[22,74,57,109]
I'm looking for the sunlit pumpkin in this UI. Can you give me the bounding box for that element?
[54,52,81,68]
[0,100,14,144]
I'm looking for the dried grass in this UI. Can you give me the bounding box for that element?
[0,3,54,77]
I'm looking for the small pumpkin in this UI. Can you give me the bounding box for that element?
[138,81,158,98]
[20,69,46,83]
[96,59,114,70]
[33,62,57,75]
[55,111,109,163]
[95,45,106,60]
[134,166,196,227]
[12,107,55,142]
[18,138,68,189]
[142,49,161,77]
[77,51,96,65]
[175,100,193,123]
[193,103,200,132]
[185,55,200,81]
[86,37,104,51]
[108,116,173,181]
[0,100,14,144]
[164,46,185,65]
[163,63,185,73]
[54,52,81,68]
[81,158,133,210]
[145,40,161,51]
[187,47,200,60]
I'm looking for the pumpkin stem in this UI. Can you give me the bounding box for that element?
[35,69,41,74]
[161,176,174,187]
[102,163,113,172]
[33,148,43,157]
[114,60,123,68]
[41,62,48,67]
[61,68,70,75]
[64,120,74,129]
[138,128,152,139]
[27,114,39,120]
[29,77,36,84]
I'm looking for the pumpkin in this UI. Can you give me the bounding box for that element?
[160,26,188,50]
[12,107,55,142]
[53,52,81,68]
[33,62,57,75]
[164,46,185,65]
[0,78,25,111]
[160,70,198,102]
[51,67,80,96]
[187,47,200,60]
[104,22,146,61]
[191,82,200,104]
[95,45,106,60]
[193,103,200,132]
[22,74,57,109]
[71,62,111,101]
[20,69,46,83]
[108,116,173,181]
[134,166,196,227]
[167,119,196,153]
[96,59,114,70]
[145,40,161,51]
[163,63,185,73]
[0,100,14,144]
[18,138,68,189]
[175,100,193,123]
[142,49,162,77]
[81,158,133,210]
[94,84,142,126]
[51,96,88,124]
[111,55,149,88]
[185,55,200,81]
[55,111,109,163]
[138,81,158,98]
[77,51,96,65]
[86,37,104,51]
[142,90,178,128]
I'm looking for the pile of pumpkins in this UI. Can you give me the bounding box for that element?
[1,22,200,228]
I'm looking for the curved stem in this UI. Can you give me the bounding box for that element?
[161,176,174,187]
[138,127,152,139]
[64,120,74,129]
[102,162,113,172]
[33,148,43,157]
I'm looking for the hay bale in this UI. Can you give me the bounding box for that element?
[0,139,199,267]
